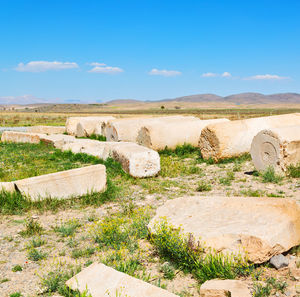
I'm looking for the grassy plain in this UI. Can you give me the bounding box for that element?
[0,106,300,297]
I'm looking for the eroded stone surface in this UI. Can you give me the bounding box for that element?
[0,182,15,192]
[27,126,66,134]
[66,263,178,297]
[105,116,197,142]
[199,113,300,161]
[1,131,41,144]
[251,125,300,172]
[149,196,300,263]
[200,279,251,297]
[137,118,229,150]
[14,164,106,200]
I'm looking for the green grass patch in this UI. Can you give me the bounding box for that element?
[151,220,253,284]
[261,167,283,184]
[287,163,300,178]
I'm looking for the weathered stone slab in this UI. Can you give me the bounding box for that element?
[1,131,41,144]
[66,263,178,297]
[39,134,76,149]
[250,125,300,173]
[75,116,116,137]
[65,117,82,135]
[200,279,251,297]
[149,196,300,263]
[62,140,160,177]
[27,126,66,134]
[199,113,300,161]
[0,182,15,192]
[109,142,160,177]
[137,118,229,150]
[105,116,197,142]
[14,165,106,200]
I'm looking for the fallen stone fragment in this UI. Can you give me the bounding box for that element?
[65,117,82,135]
[269,254,289,269]
[27,125,66,134]
[62,139,160,177]
[65,116,115,136]
[137,118,229,150]
[199,113,300,161]
[200,279,251,297]
[105,116,197,142]
[14,164,106,200]
[66,263,178,297]
[148,196,300,263]
[1,131,41,144]
[75,116,116,137]
[251,125,300,172]
[39,134,76,149]
[0,182,15,193]
[109,142,160,177]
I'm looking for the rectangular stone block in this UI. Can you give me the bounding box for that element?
[14,165,106,201]
[27,126,66,134]
[1,131,41,144]
[66,263,178,297]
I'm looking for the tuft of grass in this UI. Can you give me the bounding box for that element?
[196,180,212,192]
[19,218,43,237]
[252,277,287,297]
[27,237,46,248]
[90,207,151,252]
[160,262,176,280]
[41,265,92,296]
[240,189,265,197]
[159,143,199,158]
[9,293,22,297]
[12,265,23,272]
[54,219,81,237]
[219,170,235,186]
[287,163,300,178]
[151,220,252,284]
[89,134,106,141]
[261,167,283,184]
[27,248,47,261]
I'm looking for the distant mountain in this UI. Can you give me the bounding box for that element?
[105,99,142,104]
[162,92,300,104]
[161,94,223,102]
[0,95,60,105]
[1,92,300,106]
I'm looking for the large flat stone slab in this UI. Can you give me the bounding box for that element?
[14,165,106,200]
[149,196,300,263]
[27,126,66,134]
[200,279,251,297]
[66,263,178,297]
[1,131,41,144]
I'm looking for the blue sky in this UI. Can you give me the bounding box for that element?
[0,0,299,103]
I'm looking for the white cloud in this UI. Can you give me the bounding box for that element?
[245,74,289,80]
[89,62,106,66]
[221,71,232,77]
[89,65,124,74]
[15,61,79,72]
[149,68,181,77]
[202,72,218,77]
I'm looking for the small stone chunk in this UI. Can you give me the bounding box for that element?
[269,254,289,269]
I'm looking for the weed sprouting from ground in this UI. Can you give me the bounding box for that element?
[287,163,300,178]
[54,219,81,237]
[261,167,283,183]
[196,180,212,192]
[90,207,152,252]
[151,220,253,284]
[19,218,43,237]
[41,265,91,296]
